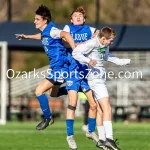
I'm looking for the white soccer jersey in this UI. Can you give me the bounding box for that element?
[72,36,130,67]
[72,36,131,100]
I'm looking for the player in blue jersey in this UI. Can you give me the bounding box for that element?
[63,6,107,150]
[16,5,76,131]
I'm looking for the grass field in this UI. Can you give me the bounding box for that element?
[0,119,150,150]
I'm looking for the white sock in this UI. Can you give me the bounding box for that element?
[97,126,106,141]
[103,121,113,140]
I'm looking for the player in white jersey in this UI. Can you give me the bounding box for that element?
[72,26,130,150]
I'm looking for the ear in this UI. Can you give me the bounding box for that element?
[83,18,85,23]
[44,19,47,24]
[100,37,105,44]
[71,19,73,23]
[101,37,105,42]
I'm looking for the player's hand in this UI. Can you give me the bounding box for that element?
[89,60,97,67]
[15,34,28,40]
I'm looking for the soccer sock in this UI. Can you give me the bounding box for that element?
[66,119,74,136]
[103,121,113,140]
[88,118,96,133]
[97,126,106,141]
[37,94,51,119]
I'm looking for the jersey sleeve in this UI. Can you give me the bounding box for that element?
[104,47,131,66]
[63,25,70,33]
[90,27,96,35]
[72,38,96,64]
[50,27,62,39]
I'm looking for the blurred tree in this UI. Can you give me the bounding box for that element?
[22,52,49,72]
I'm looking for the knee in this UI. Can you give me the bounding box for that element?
[90,103,97,111]
[35,86,43,96]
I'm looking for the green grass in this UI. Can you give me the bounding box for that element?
[0,120,150,150]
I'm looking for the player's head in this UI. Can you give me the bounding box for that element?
[70,6,86,25]
[34,5,51,30]
[98,27,116,46]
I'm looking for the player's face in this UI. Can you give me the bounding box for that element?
[34,15,47,31]
[100,37,114,46]
[71,12,85,25]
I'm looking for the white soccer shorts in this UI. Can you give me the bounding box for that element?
[88,78,109,100]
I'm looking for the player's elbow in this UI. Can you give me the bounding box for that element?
[72,51,78,60]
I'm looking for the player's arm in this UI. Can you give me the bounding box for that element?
[50,27,75,50]
[105,47,131,66]
[62,25,72,48]
[60,31,75,50]
[72,39,97,66]
[15,33,41,40]
[107,54,131,66]
[62,25,83,48]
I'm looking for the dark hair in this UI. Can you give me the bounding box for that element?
[98,27,116,39]
[35,5,51,23]
[70,6,86,19]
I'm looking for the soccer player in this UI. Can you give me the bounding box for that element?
[72,26,131,150]
[63,6,104,150]
[16,5,76,130]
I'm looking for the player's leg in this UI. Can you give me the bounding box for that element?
[49,84,61,97]
[98,97,120,150]
[35,78,55,130]
[81,79,99,143]
[82,100,89,132]
[95,101,109,149]
[66,78,80,150]
[94,81,120,150]
[88,79,112,150]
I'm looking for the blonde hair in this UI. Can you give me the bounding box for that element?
[98,27,116,39]
[70,6,86,19]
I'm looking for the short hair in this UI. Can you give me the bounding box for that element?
[70,6,86,19]
[35,5,51,23]
[98,27,116,39]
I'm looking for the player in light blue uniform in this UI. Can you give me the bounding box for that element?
[16,5,75,131]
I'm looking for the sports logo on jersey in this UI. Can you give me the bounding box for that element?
[97,47,107,60]
[67,81,73,86]
[97,47,107,53]
[42,38,49,45]
[71,33,88,41]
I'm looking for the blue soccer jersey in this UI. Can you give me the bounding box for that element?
[41,22,68,82]
[63,24,95,92]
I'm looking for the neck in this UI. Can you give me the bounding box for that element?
[40,24,47,31]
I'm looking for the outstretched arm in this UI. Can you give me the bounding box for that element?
[105,48,131,66]
[15,33,41,40]
[106,53,131,66]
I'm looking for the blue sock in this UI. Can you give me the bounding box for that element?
[37,94,51,119]
[88,118,96,132]
[66,119,74,136]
